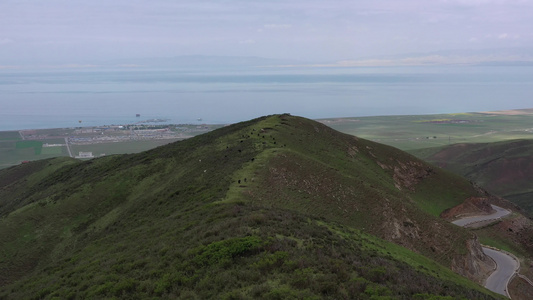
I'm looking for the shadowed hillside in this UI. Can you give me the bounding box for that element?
[0,115,505,299]
[410,139,533,215]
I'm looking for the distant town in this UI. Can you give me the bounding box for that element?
[21,123,222,145]
[0,122,225,168]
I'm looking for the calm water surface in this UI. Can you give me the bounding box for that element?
[1,66,532,130]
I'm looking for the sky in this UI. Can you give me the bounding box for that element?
[1,0,533,66]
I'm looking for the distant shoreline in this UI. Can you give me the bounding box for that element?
[2,109,533,170]
[3,107,533,133]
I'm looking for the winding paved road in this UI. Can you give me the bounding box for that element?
[483,247,519,297]
[452,204,517,298]
[451,205,511,227]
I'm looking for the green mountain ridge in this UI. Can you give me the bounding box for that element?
[0,114,506,299]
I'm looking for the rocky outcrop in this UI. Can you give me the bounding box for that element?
[376,159,434,191]
[451,235,496,284]
[493,215,533,254]
[440,197,495,220]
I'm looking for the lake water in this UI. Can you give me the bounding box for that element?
[1,65,532,130]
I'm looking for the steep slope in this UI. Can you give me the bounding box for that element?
[220,115,491,274]
[410,139,533,214]
[0,115,502,299]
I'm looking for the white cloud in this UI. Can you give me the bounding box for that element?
[0,65,20,69]
[1,0,533,63]
[494,33,521,40]
[239,39,256,44]
[263,24,292,30]
[440,0,508,6]
[498,33,509,39]
[276,52,533,67]
[0,38,14,45]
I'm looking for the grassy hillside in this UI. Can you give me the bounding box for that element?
[0,115,503,299]
[409,139,533,214]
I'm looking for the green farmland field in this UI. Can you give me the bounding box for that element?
[322,112,533,150]
[0,131,21,141]
[16,141,43,154]
[0,138,68,168]
[69,139,182,157]
[41,146,66,155]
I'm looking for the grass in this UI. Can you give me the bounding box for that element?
[199,115,481,268]
[41,146,64,155]
[16,140,43,154]
[321,221,491,295]
[0,131,21,140]
[323,113,533,151]
[473,214,532,258]
[507,192,533,216]
[0,203,502,299]
[0,138,69,168]
[409,139,533,215]
[479,235,516,254]
[410,169,479,217]
[69,139,182,157]
[0,114,508,299]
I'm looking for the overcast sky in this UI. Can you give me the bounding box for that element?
[1,0,533,65]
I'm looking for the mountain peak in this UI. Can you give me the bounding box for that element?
[0,114,503,299]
